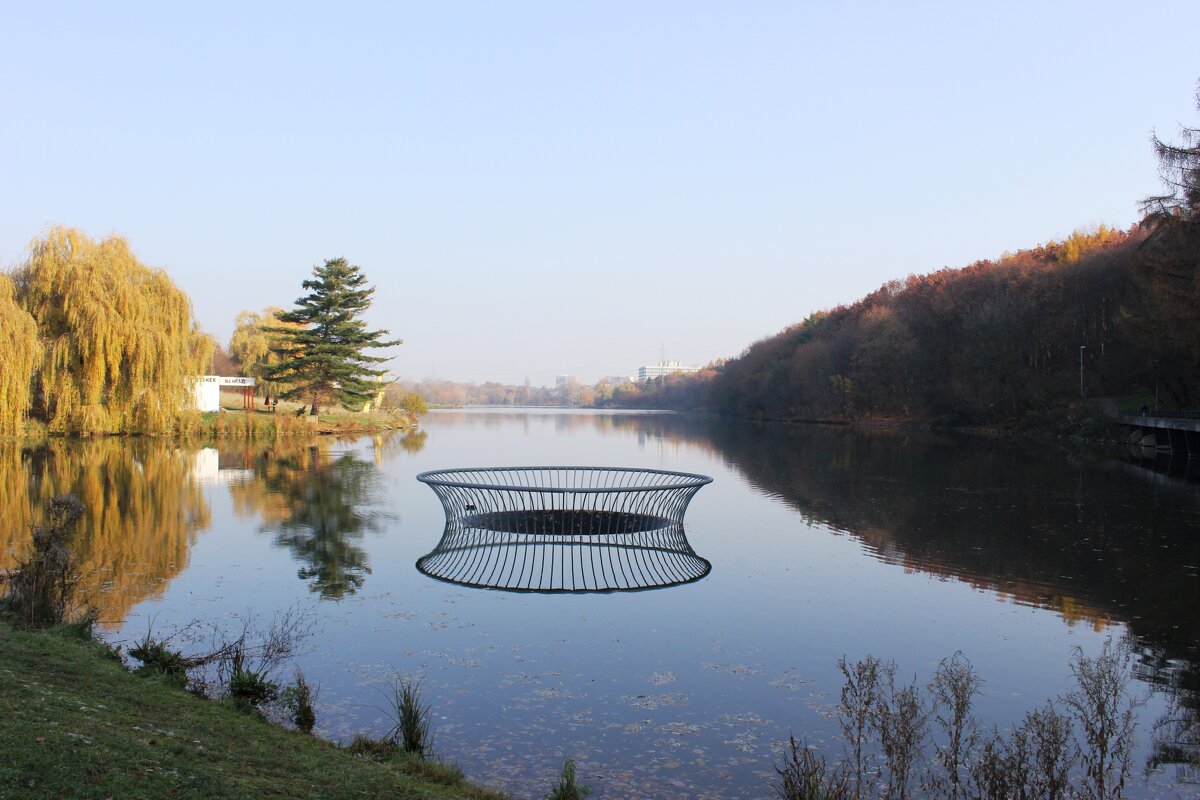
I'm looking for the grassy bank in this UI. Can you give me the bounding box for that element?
[7,408,419,443]
[183,409,418,439]
[0,621,505,800]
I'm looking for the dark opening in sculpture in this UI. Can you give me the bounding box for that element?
[416,467,712,593]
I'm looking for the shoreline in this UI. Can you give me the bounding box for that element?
[602,405,1134,446]
[6,410,422,443]
[0,620,507,800]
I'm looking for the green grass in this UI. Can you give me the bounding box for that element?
[1114,393,1156,413]
[199,390,418,439]
[0,621,506,800]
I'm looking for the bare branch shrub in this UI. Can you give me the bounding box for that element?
[1063,641,1144,800]
[2,495,87,628]
[775,735,850,800]
[928,652,983,800]
[216,607,313,707]
[967,730,1015,800]
[838,655,883,800]
[873,662,928,800]
[1024,702,1074,800]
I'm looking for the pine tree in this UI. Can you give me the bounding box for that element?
[264,258,400,415]
[1135,82,1200,407]
[1141,81,1200,227]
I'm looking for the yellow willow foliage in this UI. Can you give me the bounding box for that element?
[0,440,211,627]
[228,306,305,393]
[16,227,212,434]
[0,275,41,436]
[0,444,33,561]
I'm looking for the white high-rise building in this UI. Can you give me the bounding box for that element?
[637,361,701,382]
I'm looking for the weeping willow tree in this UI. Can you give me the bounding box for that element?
[15,227,211,434]
[228,306,304,395]
[0,275,41,436]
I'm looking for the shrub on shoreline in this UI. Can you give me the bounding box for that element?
[776,643,1147,800]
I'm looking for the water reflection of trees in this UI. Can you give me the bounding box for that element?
[608,412,1200,777]
[228,442,388,599]
[371,429,427,461]
[0,441,210,627]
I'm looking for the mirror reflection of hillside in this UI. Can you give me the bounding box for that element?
[610,412,1200,775]
[227,441,390,599]
[0,441,210,627]
[611,414,1200,636]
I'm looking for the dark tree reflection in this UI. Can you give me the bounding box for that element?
[607,412,1200,778]
[231,443,389,599]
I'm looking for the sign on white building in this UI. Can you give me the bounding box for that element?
[191,376,256,412]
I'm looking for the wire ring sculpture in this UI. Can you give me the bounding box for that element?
[416,466,712,593]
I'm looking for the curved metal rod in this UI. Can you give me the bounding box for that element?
[417,466,713,494]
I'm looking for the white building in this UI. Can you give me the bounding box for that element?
[637,361,701,382]
[191,376,256,412]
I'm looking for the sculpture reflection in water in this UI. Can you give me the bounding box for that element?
[416,467,711,593]
[229,441,391,599]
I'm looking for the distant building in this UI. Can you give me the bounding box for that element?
[603,375,634,386]
[637,361,700,382]
[555,375,578,388]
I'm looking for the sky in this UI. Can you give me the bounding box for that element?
[2,2,1198,386]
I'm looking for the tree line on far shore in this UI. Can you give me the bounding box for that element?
[608,87,1200,427]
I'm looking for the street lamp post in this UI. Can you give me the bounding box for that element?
[1079,345,1086,398]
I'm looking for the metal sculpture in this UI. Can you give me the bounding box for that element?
[416,466,712,592]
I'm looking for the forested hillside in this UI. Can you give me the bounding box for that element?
[631,223,1197,427]
[622,91,1200,428]
[712,227,1158,425]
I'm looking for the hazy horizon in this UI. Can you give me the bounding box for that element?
[3,2,1198,385]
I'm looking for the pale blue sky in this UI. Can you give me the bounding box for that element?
[2,2,1197,385]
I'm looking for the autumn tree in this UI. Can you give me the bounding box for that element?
[228,306,304,394]
[1058,225,1121,264]
[13,227,211,434]
[207,342,237,376]
[0,275,41,436]
[380,385,428,415]
[263,258,400,415]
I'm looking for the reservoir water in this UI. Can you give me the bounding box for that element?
[3,409,1198,798]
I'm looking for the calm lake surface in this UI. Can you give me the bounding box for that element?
[4,409,1199,798]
